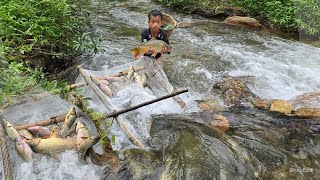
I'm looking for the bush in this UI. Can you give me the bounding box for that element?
[157,0,320,36]
[0,0,103,64]
[294,0,320,35]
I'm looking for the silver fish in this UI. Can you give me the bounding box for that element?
[19,129,34,140]
[127,66,135,81]
[78,136,100,159]
[91,76,113,97]
[76,120,90,146]
[15,137,33,161]
[140,73,148,88]
[28,126,51,138]
[1,117,20,141]
[60,106,77,138]
[99,83,113,97]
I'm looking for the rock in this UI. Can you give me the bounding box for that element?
[177,22,193,28]
[252,98,270,109]
[224,16,261,28]
[290,91,320,110]
[269,100,292,114]
[211,76,257,107]
[197,99,225,112]
[209,114,229,133]
[294,108,320,118]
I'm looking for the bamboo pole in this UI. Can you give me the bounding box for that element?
[15,114,67,131]
[105,89,188,118]
[77,65,144,148]
[70,66,145,88]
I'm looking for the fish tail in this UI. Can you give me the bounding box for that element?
[130,48,140,59]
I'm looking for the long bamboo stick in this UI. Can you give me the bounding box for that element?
[15,114,66,131]
[70,66,145,88]
[105,89,188,118]
[77,65,144,148]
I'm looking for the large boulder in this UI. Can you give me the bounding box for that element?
[293,108,320,118]
[224,16,261,28]
[290,91,320,110]
[210,76,257,107]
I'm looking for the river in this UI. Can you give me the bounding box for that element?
[6,0,320,179]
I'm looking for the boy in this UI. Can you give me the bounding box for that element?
[141,10,170,60]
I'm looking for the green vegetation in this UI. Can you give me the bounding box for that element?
[0,60,70,106]
[0,0,104,106]
[157,0,320,36]
[0,0,103,63]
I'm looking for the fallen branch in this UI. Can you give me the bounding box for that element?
[15,114,66,131]
[70,66,145,88]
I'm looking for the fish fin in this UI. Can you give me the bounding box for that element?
[130,48,140,59]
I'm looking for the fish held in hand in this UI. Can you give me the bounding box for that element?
[130,40,172,58]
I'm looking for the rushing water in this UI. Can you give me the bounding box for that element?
[2,0,320,179]
[82,0,320,179]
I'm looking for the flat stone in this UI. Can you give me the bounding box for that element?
[269,100,292,114]
[294,108,320,118]
[252,98,270,109]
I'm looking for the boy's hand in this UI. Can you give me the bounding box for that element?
[147,46,156,56]
[161,47,170,53]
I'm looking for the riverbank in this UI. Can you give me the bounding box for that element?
[155,0,320,46]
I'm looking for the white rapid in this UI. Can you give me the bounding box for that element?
[4,0,318,179]
[81,0,320,150]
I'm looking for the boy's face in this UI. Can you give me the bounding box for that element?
[148,15,162,32]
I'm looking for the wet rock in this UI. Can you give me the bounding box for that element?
[269,100,292,114]
[197,98,225,112]
[224,16,261,28]
[177,22,193,28]
[293,108,320,118]
[209,114,229,133]
[252,98,270,109]
[290,91,320,110]
[210,76,257,107]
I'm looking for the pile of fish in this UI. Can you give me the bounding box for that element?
[1,106,100,162]
[127,66,148,88]
[90,65,150,98]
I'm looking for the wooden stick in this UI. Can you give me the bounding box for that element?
[105,89,188,118]
[15,114,66,131]
[70,66,145,88]
[77,65,145,148]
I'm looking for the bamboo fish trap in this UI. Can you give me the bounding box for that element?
[162,13,177,38]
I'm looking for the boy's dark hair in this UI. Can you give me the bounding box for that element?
[148,10,162,21]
